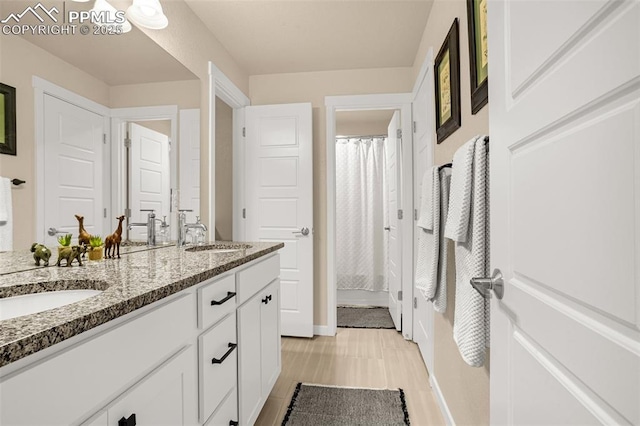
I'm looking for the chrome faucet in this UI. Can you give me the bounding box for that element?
[178,209,208,246]
[128,209,158,246]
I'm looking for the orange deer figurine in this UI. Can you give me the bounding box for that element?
[105,215,125,259]
[75,214,91,257]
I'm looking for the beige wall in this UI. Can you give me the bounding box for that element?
[109,80,200,109]
[0,36,111,249]
[215,97,233,241]
[250,67,413,326]
[412,1,490,425]
[335,110,393,136]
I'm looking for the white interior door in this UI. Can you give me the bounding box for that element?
[43,95,104,247]
[128,123,170,240]
[179,109,201,225]
[490,1,640,424]
[386,111,402,331]
[412,63,435,373]
[244,103,313,337]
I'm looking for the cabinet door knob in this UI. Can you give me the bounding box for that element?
[229,421,239,426]
[118,414,136,426]
[211,342,237,364]
[262,296,269,304]
[211,291,236,306]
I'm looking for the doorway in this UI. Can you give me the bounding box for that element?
[334,110,395,328]
[326,94,414,338]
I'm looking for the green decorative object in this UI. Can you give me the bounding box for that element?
[30,243,51,266]
[88,235,104,261]
[56,245,85,267]
[57,233,72,246]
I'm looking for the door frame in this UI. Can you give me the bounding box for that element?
[207,61,250,242]
[33,76,111,243]
[111,106,178,240]
[325,93,414,338]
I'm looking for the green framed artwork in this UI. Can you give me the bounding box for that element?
[435,18,461,144]
[0,83,16,156]
[467,0,489,114]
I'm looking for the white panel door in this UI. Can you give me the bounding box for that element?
[245,103,313,337]
[128,123,170,241]
[44,95,104,247]
[490,1,640,424]
[412,66,435,373]
[179,109,201,225]
[386,111,402,331]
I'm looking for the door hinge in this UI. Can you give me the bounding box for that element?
[413,121,417,133]
[124,137,131,149]
[103,208,107,218]
[398,290,403,301]
[397,209,403,220]
[396,128,402,139]
[242,208,246,219]
[103,133,107,145]
[242,127,246,137]
[414,297,417,309]
[414,209,418,220]
[125,208,131,218]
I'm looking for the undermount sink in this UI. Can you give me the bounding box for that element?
[184,243,252,253]
[0,280,108,321]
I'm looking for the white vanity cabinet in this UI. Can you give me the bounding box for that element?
[0,251,281,426]
[237,255,282,426]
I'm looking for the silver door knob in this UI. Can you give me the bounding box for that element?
[47,227,65,236]
[292,227,310,236]
[470,269,504,300]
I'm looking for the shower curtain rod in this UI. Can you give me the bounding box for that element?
[336,134,387,140]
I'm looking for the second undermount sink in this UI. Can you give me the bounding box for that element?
[0,280,108,321]
[184,243,252,253]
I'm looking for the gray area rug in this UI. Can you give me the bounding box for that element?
[337,306,395,329]
[282,383,410,425]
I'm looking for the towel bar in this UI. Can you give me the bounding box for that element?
[11,178,25,186]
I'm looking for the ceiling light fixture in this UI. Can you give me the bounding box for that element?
[126,0,168,30]
[91,0,132,33]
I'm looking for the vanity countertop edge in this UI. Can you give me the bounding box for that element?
[0,242,284,368]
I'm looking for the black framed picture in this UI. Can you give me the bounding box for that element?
[0,83,17,156]
[435,18,461,144]
[467,0,489,114]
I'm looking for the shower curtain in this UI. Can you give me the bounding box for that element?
[336,137,388,292]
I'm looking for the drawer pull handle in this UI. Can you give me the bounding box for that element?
[211,291,236,306]
[229,421,239,426]
[118,414,136,426]
[262,294,273,304]
[212,343,237,364]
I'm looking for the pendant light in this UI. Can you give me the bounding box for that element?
[126,0,168,30]
[91,0,132,33]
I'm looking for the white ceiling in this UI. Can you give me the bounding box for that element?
[184,0,434,75]
[3,0,433,85]
[4,1,197,86]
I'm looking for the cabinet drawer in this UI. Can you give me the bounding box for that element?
[205,387,238,426]
[199,314,237,422]
[237,254,280,305]
[198,274,236,329]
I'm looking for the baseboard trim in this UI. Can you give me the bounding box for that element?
[313,325,333,336]
[430,374,455,426]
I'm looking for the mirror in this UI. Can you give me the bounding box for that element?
[0,0,201,268]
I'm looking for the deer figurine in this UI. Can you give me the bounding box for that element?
[105,215,125,259]
[75,214,91,257]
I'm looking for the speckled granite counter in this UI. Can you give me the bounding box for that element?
[0,241,283,367]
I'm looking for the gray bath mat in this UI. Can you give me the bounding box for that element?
[337,306,395,329]
[282,383,410,425]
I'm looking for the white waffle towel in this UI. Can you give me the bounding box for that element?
[444,136,490,367]
[432,168,452,313]
[0,177,13,251]
[416,167,439,299]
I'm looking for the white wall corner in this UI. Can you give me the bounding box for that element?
[430,374,456,426]
[313,325,334,337]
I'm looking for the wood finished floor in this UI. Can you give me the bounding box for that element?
[255,328,445,425]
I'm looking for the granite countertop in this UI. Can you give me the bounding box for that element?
[0,241,284,367]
